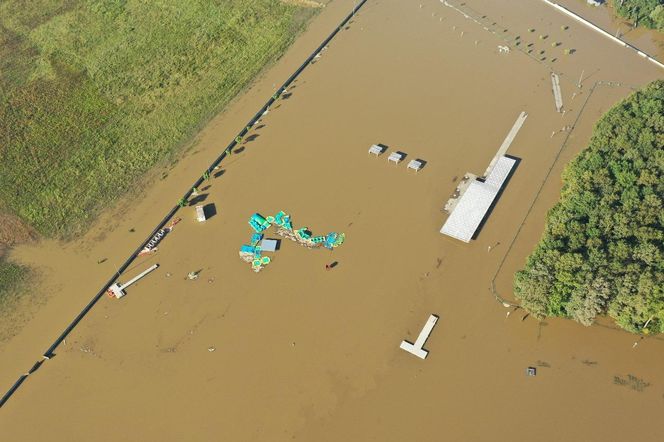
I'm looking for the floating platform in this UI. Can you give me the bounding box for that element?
[440,111,525,242]
[400,314,439,360]
[440,156,516,242]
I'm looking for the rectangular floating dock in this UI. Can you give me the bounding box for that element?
[551,73,563,112]
[482,111,527,178]
[440,156,516,242]
[196,205,206,222]
[400,314,439,360]
[108,264,159,299]
[441,111,525,242]
[260,239,278,252]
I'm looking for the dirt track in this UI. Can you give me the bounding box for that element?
[1,0,663,440]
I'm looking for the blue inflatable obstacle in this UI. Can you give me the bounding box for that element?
[240,210,345,272]
[296,227,311,240]
[274,211,293,231]
[310,236,325,244]
[324,232,345,249]
[249,213,271,233]
[250,233,263,246]
[240,245,258,255]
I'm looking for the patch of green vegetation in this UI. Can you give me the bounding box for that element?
[0,258,28,309]
[514,80,664,334]
[611,0,664,31]
[0,0,315,237]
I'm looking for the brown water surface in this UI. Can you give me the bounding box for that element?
[1,0,663,440]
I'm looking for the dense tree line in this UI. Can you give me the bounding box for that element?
[612,0,664,31]
[514,80,664,334]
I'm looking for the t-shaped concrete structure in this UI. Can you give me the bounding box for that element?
[400,314,439,360]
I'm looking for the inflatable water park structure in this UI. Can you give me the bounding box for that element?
[239,211,345,272]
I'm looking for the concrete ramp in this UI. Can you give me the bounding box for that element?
[551,73,563,112]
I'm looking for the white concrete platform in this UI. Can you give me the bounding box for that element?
[482,111,527,178]
[260,239,278,252]
[407,159,423,172]
[388,152,405,165]
[440,156,516,242]
[368,144,385,156]
[400,314,439,360]
[196,205,206,222]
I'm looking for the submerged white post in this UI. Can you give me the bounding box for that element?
[400,314,439,360]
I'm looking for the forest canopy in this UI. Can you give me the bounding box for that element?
[612,0,664,31]
[514,80,664,334]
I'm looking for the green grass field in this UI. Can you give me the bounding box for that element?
[0,0,315,238]
[0,0,316,307]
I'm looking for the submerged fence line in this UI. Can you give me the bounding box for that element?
[540,0,664,70]
[489,81,601,309]
[0,0,369,410]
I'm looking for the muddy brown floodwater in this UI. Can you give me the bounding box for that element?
[1,0,663,440]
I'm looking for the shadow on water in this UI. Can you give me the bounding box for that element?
[203,203,217,220]
[188,193,209,206]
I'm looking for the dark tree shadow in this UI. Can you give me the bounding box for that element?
[188,193,209,206]
[214,169,226,178]
[233,146,246,154]
[203,203,217,220]
[245,134,260,142]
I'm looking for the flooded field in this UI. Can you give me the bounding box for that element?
[1,0,662,440]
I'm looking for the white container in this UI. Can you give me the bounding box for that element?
[196,205,206,222]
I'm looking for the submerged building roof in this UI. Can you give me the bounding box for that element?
[440,156,516,242]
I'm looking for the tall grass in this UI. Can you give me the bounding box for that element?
[0,258,27,308]
[0,0,315,237]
